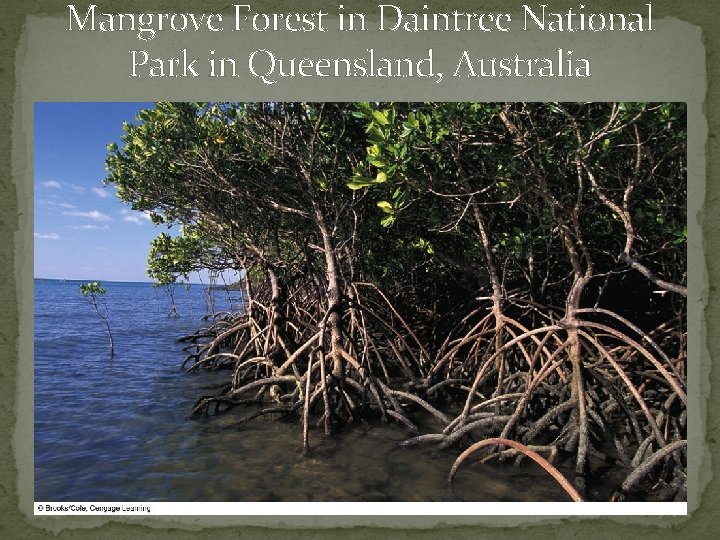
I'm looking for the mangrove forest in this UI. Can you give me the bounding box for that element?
[105,102,687,502]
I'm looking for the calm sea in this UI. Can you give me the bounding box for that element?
[34,279,568,502]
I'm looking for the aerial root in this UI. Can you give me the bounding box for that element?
[400,433,447,447]
[448,437,584,502]
[522,398,578,443]
[175,282,685,501]
[386,388,451,425]
[480,444,558,466]
[621,440,687,494]
[190,396,257,416]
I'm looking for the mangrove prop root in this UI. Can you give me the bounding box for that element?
[622,440,687,494]
[172,267,685,502]
[483,444,558,466]
[234,406,293,425]
[448,437,584,502]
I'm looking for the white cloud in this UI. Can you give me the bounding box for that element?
[91,187,109,198]
[121,208,153,225]
[34,232,60,240]
[63,210,112,221]
[37,200,76,210]
[71,224,110,230]
[123,214,152,224]
[42,180,61,189]
[69,184,86,194]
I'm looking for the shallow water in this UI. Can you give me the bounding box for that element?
[34,279,570,502]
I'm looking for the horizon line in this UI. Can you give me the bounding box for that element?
[33,277,208,286]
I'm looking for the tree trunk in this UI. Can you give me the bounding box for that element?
[467,193,505,401]
[565,274,590,476]
[314,208,344,378]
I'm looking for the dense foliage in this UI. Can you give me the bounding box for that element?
[106,102,687,501]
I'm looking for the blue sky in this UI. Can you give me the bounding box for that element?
[34,102,209,283]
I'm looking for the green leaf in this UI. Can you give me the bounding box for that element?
[80,282,107,296]
[132,135,145,149]
[372,110,390,126]
[380,215,395,227]
[347,177,376,190]
[376,201,393,214]
[356,101,371,114]
[367,125,386,143]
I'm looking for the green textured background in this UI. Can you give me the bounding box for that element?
[1,0,716,537]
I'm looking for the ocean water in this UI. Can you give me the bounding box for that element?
[34,279,568,502]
